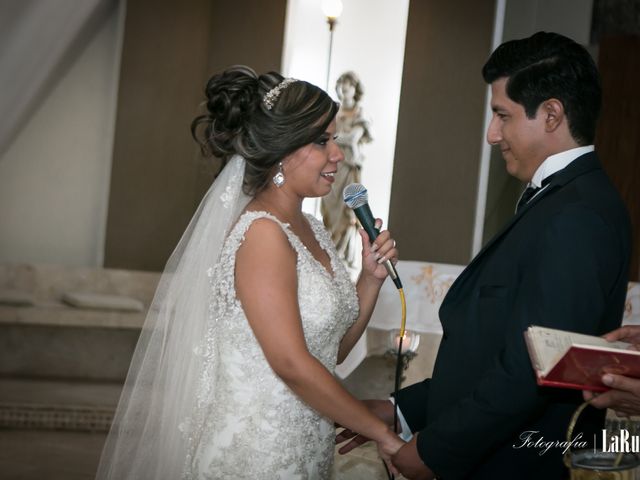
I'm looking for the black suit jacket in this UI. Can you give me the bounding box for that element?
[395,152,631,479]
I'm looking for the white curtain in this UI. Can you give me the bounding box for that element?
[0,0,116,157]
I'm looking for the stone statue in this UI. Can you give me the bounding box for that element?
[321,71,372,268]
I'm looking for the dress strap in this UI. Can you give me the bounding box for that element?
[226,211,306,257]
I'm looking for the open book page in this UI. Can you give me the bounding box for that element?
[525,325,633,376]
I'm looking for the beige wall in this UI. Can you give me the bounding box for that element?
[389,0,496,265]
[103,0,288,271]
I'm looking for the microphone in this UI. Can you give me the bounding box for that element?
[343,183,402,289]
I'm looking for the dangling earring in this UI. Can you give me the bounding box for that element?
[272,162,285,187]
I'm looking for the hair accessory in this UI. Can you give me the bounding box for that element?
[272,162,285,187]
[263,78,298,110]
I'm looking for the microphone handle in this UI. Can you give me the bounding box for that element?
[353,204,403,289]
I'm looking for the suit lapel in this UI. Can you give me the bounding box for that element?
[443,152,602,305]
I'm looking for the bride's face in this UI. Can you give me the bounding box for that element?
[282,119,344,198]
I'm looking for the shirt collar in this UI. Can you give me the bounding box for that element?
[530,145,595,188]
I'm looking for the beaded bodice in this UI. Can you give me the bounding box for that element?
[183,211,359,479]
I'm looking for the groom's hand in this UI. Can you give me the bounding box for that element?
[335,399,396,454]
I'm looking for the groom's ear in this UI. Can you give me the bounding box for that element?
[541,98,565,133]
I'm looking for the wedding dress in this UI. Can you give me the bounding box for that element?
[183,211,359,479]
[96,155,359,480]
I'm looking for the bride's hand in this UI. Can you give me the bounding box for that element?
[376,429,405,476]
[360,219,399,281]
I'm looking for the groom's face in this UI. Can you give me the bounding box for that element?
[486,77,547,183]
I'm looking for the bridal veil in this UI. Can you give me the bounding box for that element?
[96,156,250,479]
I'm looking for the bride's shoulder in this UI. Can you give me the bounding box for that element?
[230,210,293,248]
[234,213,298,273]
[235,209,285,232]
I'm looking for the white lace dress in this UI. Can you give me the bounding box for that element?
[182,211,360,479]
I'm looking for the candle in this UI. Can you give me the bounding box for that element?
[394,331,412,354]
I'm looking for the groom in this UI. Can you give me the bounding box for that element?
[338,32,631,479]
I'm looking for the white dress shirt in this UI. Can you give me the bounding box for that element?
[530,145,594,190]
[516,145,595,211]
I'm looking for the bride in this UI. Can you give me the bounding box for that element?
[96,66,404,479]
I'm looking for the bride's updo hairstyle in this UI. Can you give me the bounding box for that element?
[192,65,339,195]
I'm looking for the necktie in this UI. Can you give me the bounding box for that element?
[515,175,555,214]
[515,185,540,213]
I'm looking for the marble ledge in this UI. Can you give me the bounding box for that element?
[0,305,146,329]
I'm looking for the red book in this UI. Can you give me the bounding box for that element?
[524,326,640,392]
